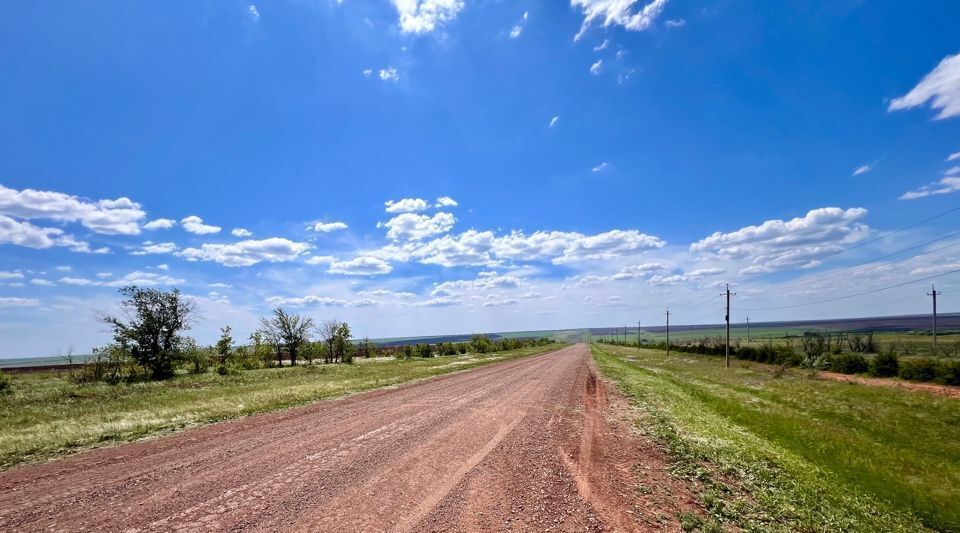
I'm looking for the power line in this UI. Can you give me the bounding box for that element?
[814,205,960,261]
[739,268,960,311]
[752,229,960,295]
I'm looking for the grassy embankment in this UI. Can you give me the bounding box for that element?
[592,343,960,532]
[0,343,562,470]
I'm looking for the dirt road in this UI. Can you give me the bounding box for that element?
[0,344,698,532]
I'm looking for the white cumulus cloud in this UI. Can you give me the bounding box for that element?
[385,198,429,213]
[0,215,96,253]
[326,256,393,276]
[180,216,222,235]
[310,221,349,232]
[434,196,458,208]
[232,228,253,237]
[0,184,145,235]
[392,0,464,34]
[179,238,311,267]
[144,218,176,230]
[691,207,871,275]
[383,212,456,241]
[131,241,178,255]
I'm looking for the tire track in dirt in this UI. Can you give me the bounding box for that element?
[0,344,703,532]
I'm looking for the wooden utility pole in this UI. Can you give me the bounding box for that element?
[664,309,670,356]
[723,284,735,368]
[638,320,642,347]
[746,316,751,344]
[928,284,941,352]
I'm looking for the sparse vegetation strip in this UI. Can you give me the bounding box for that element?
[592,343,958,532]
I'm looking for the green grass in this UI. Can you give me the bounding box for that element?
[0,344,561,470]
[592,343,960,532]
[593,328,958,357]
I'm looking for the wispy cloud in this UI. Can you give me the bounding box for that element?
[852,163,874,176]
[888,52,960,120]
[508,11,528,39]
[379,68,399,82]
[572,0,669,41]
[589,59,603,75]
[899,177,960,200]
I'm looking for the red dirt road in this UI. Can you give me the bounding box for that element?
[0,344,698,532]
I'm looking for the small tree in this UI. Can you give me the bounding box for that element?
[216,326,233,367]
[800,332,827,370]
[335,322,353,363]
[318,319,340,364]
[264,308,314,366]
[249,330,273,367]
[258,319,284,367]
[101,286,196,380]
[470,335,492,354]
[182,337,210,374]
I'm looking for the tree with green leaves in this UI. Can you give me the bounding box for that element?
[335,322,352,363]
[263,308,314,366]
[216,326,233,367]
[101,286,197,380]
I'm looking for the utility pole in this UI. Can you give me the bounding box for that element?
[638,320,641,347]
[664,309,670,357]
[746,316,751,344]
[928,284,941,353]
[722,284,736,368]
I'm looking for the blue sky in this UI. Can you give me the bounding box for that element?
[1,0,960,357]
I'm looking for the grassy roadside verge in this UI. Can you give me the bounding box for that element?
[592,343,959,532]
[0,343,563,470]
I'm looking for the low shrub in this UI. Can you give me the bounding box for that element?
[899,358,939,382]
[869,352,899,378]
[831,353,868,375]
[0,370,11,394]
[937,359,960,386]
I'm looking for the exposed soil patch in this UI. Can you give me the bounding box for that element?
[817,371,960,398]
[0,344,702,532]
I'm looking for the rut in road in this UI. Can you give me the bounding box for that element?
[0,344,702,532]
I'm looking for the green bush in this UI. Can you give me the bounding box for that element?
[869,352,899,378]
[899,357,938,382]
[831,353,868,375]
[0,370,11,394]
[937,359,960,386]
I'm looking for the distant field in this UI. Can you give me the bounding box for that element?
[590,323,954,357]
[592,343,960,532]
[0,343,562,469]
